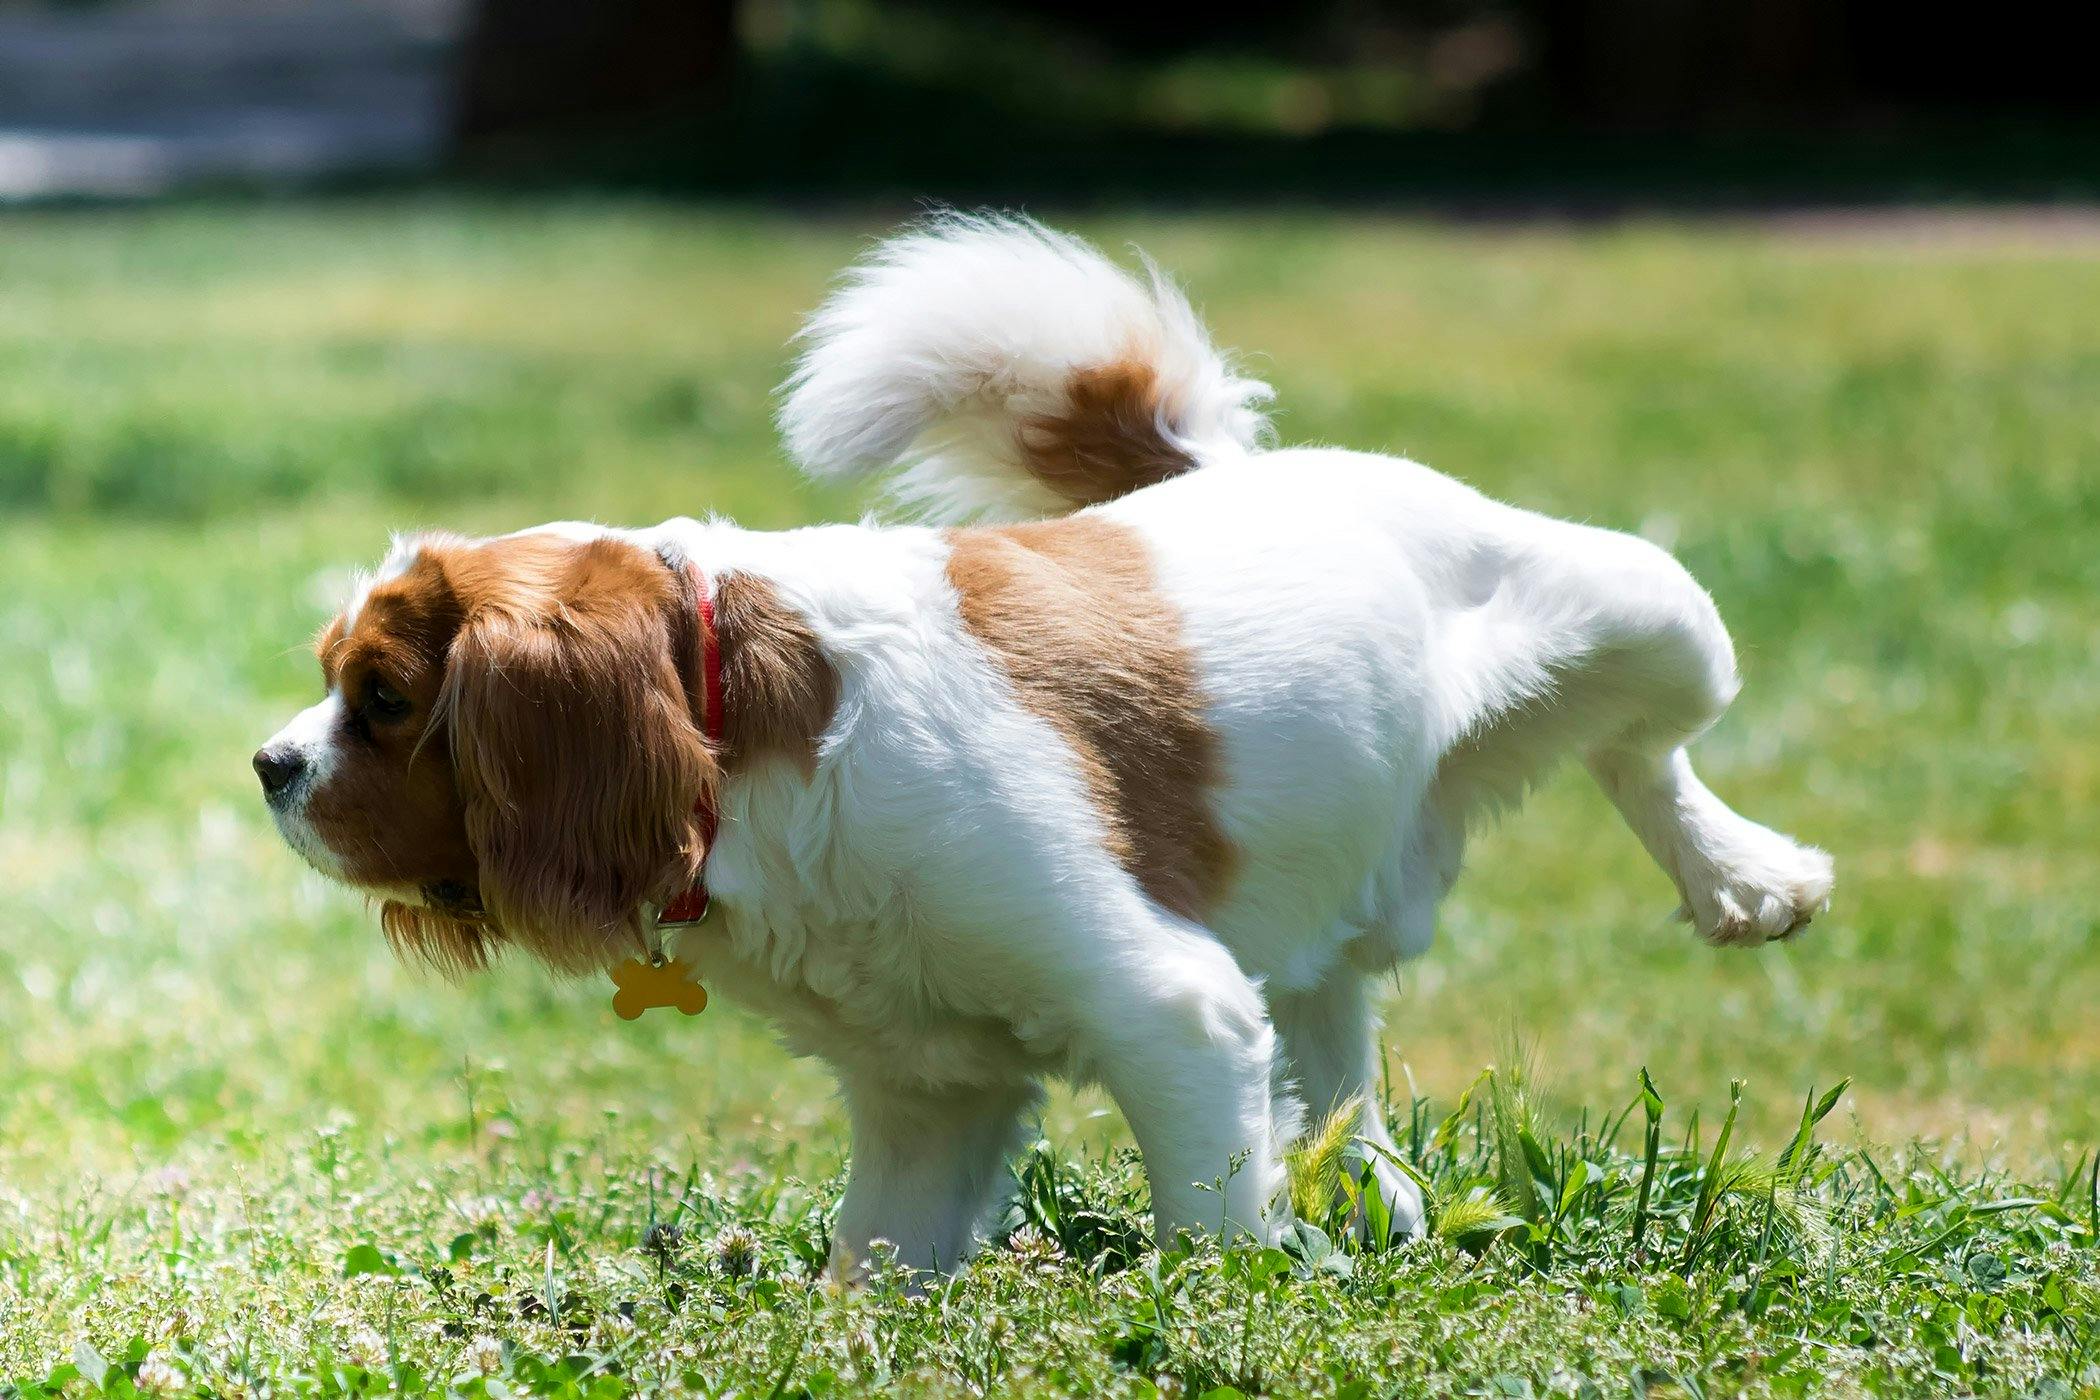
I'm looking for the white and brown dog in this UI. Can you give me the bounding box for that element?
[255,216,1832,1271]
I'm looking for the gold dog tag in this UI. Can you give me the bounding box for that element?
[609,957,709,1021]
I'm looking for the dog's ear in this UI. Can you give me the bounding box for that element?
[378,899,501,977]
[443,541,713,972]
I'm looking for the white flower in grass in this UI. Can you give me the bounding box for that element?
[1006,1225,1065,1269]
[343,1325,387,1368]
[135,1351,187,1396]
[465,1335,504,1376]
[146,1166,192,1202]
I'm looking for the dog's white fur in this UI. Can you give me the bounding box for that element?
[780,218,1271,524]
[269,217,1834,1274]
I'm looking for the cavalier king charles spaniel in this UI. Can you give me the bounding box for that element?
[256,216,1832,1273]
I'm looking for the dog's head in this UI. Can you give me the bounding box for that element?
[254,531,715,974]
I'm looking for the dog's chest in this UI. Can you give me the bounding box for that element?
[693,905,1044,1092]
[683,766,1051,1092]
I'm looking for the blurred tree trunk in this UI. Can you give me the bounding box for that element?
[454,0,737,142]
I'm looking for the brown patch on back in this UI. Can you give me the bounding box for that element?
[944,515,1235,919]
[1017,359,1199,511]
[715,571,840,774]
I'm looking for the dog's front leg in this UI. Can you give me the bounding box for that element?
[828,1077,1039,1279]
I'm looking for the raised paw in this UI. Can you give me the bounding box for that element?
[1683,836,1835,948]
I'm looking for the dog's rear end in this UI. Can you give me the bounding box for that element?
[782,217,1832,1255]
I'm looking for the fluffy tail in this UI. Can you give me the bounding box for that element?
[779,214,1271,523]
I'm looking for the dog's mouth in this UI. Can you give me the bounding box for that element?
[421,879,488,922]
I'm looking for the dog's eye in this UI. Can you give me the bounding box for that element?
[366,680,411,721]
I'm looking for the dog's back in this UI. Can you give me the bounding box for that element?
[780,216,1829,969]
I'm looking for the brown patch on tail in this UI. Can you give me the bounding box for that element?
[944,516,1235,920]
[1016,359,1199,511]
[715,571,841,774]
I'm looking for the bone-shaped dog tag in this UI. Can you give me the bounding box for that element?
[609,957,708,1021]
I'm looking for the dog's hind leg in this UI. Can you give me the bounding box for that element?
[1269,971,1425,1240]
[1555,535,1832,946]
[1437,519,1832,945]
[1589,743,1834,947]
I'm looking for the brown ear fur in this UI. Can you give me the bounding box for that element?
[379,900,500,977]
[716,571,840,774]
[442,539,715,972]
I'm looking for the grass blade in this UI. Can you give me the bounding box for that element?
[1779,1078,1851,1183]
[1680,1079,1744,1272]
[1631,1067,1665,1255]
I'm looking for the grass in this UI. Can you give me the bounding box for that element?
[1,199,2097,1394]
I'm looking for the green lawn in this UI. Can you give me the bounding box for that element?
[1,201,2096,1395]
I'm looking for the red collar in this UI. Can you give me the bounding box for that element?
[657,571,723,927]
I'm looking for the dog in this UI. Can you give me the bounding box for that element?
[255,216,1832,1272]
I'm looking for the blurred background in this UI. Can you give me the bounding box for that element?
[2,0,2096,203]
[1,0,2097,1300]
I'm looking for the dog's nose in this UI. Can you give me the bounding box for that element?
[252,746,305,797]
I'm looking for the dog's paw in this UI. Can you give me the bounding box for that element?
[1386,1170,1427,1242]
[1682,832,1834,948]
[1346,1149,1426,1243]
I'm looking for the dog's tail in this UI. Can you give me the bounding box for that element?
[778,214,1271,523]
